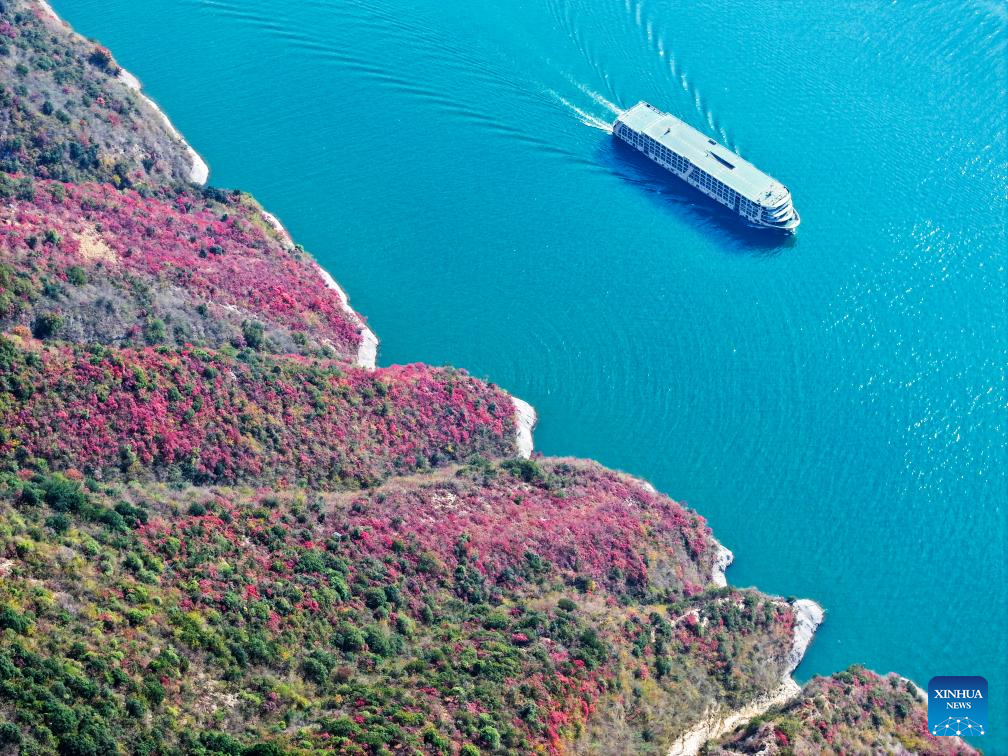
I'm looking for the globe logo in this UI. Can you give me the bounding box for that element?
[931,716,984,737]
[928,676,988,738]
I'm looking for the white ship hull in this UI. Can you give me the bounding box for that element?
[614,102,800,233]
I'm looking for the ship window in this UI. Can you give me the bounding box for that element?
[708,139,716,145]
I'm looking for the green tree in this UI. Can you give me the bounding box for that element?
[32,311,64,339]
[242,320,265,350]
[479,725,502,750]
[143,317,167,344]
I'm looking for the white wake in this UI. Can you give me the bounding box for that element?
[550,90,615,133]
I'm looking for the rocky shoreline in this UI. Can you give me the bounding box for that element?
[709,537,734,587]
[115,68,210,185]
[0,3,962,753]
[259,209,380,370]
[260,210,538,451]
[314,265,380,370]
[511,396,537,458]
[667,599,825,756]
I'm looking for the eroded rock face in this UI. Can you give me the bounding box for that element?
[710,537,734,587]
[664,598,824,756]
[511,395,538,458]
[785,599,824,675]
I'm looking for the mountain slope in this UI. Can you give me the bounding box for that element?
[0,1,979,754]
[0,179,373,362]
[0,0,205,186]
[0,458,803,754]
[710,667,974,756]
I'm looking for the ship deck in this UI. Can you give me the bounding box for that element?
[618,102,788,205]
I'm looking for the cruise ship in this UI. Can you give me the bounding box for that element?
[613,102,800,232]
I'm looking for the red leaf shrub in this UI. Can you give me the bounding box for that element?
[0,178,367,359]
[0,334,514,486]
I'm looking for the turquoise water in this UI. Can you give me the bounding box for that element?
[54,0,1007,747]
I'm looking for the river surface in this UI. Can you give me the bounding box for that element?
[53,0,1007,747]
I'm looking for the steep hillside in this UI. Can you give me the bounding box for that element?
[0,2,980,755]
[0,0,205,185]
[0,333,515,488]
[0,458,805,755]
[0,178,373,362]
[710,667,975,756]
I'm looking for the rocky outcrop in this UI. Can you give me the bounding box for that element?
[666,599,824,756]
[710,537,734,587]
[511,396,538,458]
[785,599,825,674]
[667,680,801,756]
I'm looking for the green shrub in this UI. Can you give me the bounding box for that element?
[45,701,76,735]
[363,587,388,610]
[125,697,146,718]
[479,725,502,750]
[0,722,21,745]
[0,605,30,634]
[143,676,165,705]
[501,458,545,484]
[301,651,334,685]
[422,726,451,754]
[46,512,71,533]
[295,550,325,574]
[188,502,207,516]
[323,716,360,738]
[394,614,415,637]
[484,611,509,630]
[32,310,64,339]
[67,265,88,285]
[894,699,910,720]
[336,623,365,653]
[143,317,167,344]
[574,627,608,670]
[242,320,265,350]
[364,626,394,657]
[18,484,43,507]
[199,731,245,755]
[43,474,88,512]
[14,176,34,201]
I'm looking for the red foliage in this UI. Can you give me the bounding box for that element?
[341,460,715,596]
[0,336,515,486]
[0,179,368,359]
